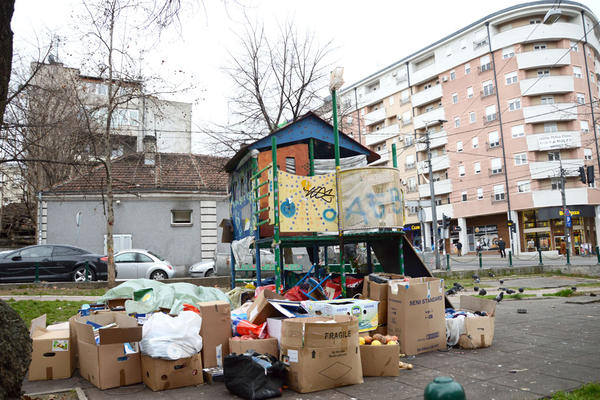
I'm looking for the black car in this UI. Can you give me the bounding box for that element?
[0,245,108,283]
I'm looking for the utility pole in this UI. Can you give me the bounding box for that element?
[559,159,571,265]
[425,120,442,270]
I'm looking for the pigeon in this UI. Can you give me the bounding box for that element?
[472,274,479,281]
[478,288,487,296]
[488,272,495,278]
[506,289,515,295]
[474,286,479,292]
[518,288,524,293]
[499,279,504,284]
[498,287,507,292]
[495,292,504,303]
[445,288,457,296]
[571,287,577,291]
[590,293,597,297]
[474,278,480,284]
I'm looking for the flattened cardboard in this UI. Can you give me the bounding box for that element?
[362,274,406,325]
[360,344,399,377]
[107,298,128,309]
[197,301,231,368]
[246,290,287,324]
[266,317,286,347]
[457,296,496,349]
[229,337,279,358]
[387,277,446,356]
[281,316,363,393]
[301,299,379,332]
[28,315,75,381]
[142,354,203,391]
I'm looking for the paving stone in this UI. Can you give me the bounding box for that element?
[486,370,582,397]
[461,381,541,400]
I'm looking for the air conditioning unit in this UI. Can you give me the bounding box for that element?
[442,76,448,82]
[401,179,407,185]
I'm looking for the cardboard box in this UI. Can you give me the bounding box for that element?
[457,296,496,349]
[229,337,279,358]
[73,311,143,390]
[28,315,75,381]
[387,277,446,356]
[246,290,288,324]
[281,316,363,393]
[362,274,406,325]
[197,301,231,368]
[301,299,379,332]
[360,344,400,377]
[141,353,203,391]
[266,317,286,347]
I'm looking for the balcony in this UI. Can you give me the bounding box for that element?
[361,84,404,108]
[376,123,400,135]
[529,159,584,179]
[369,151,389,166]
[483,114,498,124]
[417,155,450,174]
[516,49,571,70]
[410,63,437,86]
[415,131,447,152]
[419,179,452,198]
[487,140,502,150]
[365,133,396,147]
[519,76,574,96]
[411,84,443,108]
[480,87,496,98]
[422,203,453,222]
[491,193,507,203]
[413,107,446,130]
[493,22,582,50]
[364,107,386,126]
[522,103,577,124]
[526,131,581,151]
[478,63,492,74]
[531,187,589,208]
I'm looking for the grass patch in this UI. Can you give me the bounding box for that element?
[542,289,582,297]
[549,382,600,399]
[4,299,88,327]
[476,293,536,300]
[0,287,107,297]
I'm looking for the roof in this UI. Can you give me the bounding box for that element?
[43,153,229,195]
[224,111,379,172]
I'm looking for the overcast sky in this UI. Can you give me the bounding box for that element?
[11,0,600,153]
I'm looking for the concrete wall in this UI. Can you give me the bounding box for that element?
[44,195,229,266]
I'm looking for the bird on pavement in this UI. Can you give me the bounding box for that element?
[518,288,524,293]
[495,292,504,303]
[478,288,487,296]
[445,288,457,296]
[506,289,515,295]
[474,286,479,292]
[488,272,495,278]
[472,274,479,281]
[571,286,577,291]
[499,279,504,284]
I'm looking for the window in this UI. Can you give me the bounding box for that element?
[472,137,479,148]
[576,93,585,104]
[491,158,502,174]
[115,252,137,263]
[462,192,468,202]
[469,112,476,123]
[467,87,473,98]
[138,254,153,263]
[493,184,505,201]
[452,93,458,104]
[580,120,589,133]
[474,162,481,174]
[548,151,560,161]
[551,178,563,191]
[508,98,521,111]
[505,71,518,85]
[488,131,500,147]
[401,90,410,103]
[465,63,471,74]
[401,111,411,124]
[454,117,460,128]
[424,83,432,90]
[457,141,463,152]
[95,83,108,96]
[482,80,494,96]
[541,96,554,105]
[485,105,497,121]
[405,154,415,169]
[407,177,417,192]
[573,66,583,78]
[450,70,456,80]
[570,40,578,52]
[530,18,541,24]
[389,96,395,106]
[286,157,296,173]
[533,43,547,51]
[591,72,595,83]
[537,69,550,77]
[517,181,531,193]
[171,210,192,225]
[477,188,484,200]
[514,152,528,165]
[584,148,593,160]
[480,55,491,72]
[511,125,525,138]
[502,46,515,59]
[544,122,558,133]
[404,134,414,146]
[459,165,465,177]
[53,246,85,256]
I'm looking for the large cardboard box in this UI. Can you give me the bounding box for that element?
[457,296,496,349]
[73,311,143,390]
[141,353,203,391]
[387,277,446,356]
[197,301,231,368]
[281,316,363,393]
[229,337,279,358]
[362,274,406,325]
[246,290,287,324]
[359,344,399,377]
[28,315,75,381]
[301,299,379,332]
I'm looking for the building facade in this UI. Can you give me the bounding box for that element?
[338,1,600,254]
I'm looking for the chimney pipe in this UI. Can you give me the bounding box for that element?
[143,135,157,166]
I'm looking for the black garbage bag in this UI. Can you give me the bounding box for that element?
[224,351,287,400]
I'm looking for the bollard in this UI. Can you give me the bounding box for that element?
[478,252,482,269]
[508,250,513,267]
[424,376,466,400]
[34,264,40,283]
[597,246,600,265]
[84,261,89,282]
[538,249,543,266]
[446,254,450,271]
[566,248,571,266]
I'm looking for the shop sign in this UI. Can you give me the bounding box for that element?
[566,215,572,228]
[403,224,421,231]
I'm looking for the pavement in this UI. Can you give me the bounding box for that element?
[21,293,600,399]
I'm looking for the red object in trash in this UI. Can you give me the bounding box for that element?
[284,286,308,301]
[236,320,269,339]
[254,284,283,298]
[182,304,201,314]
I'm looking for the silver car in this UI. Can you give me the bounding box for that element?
[114,249,175,280]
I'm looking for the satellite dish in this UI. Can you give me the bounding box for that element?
[49,54,56,63]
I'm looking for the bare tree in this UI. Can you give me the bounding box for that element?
[0,0,15,129]
[212,18,333,152]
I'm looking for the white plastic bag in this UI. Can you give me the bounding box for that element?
[140,311,203,360]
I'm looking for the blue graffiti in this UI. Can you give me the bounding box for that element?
[322,208,337,222]
[281,199,296,218]
[366,192,385,218]
[344,188,403,224]
[389,188,403,214]
[345,197,368,225]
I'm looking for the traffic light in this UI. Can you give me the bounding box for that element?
[587,165,595,185]
[442,214,451,229]
[579,166,587,184]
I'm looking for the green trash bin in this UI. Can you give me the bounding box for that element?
[424,376,466,400]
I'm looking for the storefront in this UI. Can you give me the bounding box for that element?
[403,223,422,249]
[464,213,511,253]
[519,206,597,254]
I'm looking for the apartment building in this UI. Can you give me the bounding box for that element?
[338,0,600,254]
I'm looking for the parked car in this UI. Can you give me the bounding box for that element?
[113,249,174,280]
[0,244,107,283]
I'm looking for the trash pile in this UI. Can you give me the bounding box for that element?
[26,275,497,397]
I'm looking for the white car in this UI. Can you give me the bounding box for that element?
[114,249,175,280]
[188,260,216,277]
[189,249,276,277]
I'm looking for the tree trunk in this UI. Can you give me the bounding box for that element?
[105,6,116,284]
[0,0,15,128]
